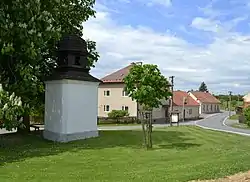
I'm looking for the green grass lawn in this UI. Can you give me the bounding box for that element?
[1,126,250,182]
[229,114,239,120]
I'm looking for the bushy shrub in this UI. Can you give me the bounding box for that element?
[243,106,250,127]
[108,110,129,123]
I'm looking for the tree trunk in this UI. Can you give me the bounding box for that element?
[148,119,152,149]
[146,119,151,149]
[17,115,30,133]
[140,111,153,149]
[141,119,148,149]
[148,112,153,148]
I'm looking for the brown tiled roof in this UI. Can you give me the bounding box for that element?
[101,64,134,83]
[173,91,200,106]
[190,91,221,104]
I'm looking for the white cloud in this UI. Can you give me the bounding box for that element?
[234,83,240,87]
[84,6,250,93]
[191,17,222,32]
[146,0,172,7]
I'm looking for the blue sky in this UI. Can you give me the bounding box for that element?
[84,0,250,94]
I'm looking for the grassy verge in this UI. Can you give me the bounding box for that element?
[231,123,250,130]
[229,114,239,120]
[1,126,250,181]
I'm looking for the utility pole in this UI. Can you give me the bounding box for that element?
[229,91,232,117]
[169,76,174,112]
[169,76,174,126]
[182,97,186,122]
[237,94,240,107]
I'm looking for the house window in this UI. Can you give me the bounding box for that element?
[206,105,208,111]
[216,105,219,111]
[122,106,129,111]
[104,105,110,112]
[122,89,128,96]
[104,90,110,96]
[203,105,205,111]
[210,105,212,111]
[189,109,192,114]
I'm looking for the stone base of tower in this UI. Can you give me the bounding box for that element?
[43,79,99,142]
[43,130,98,143]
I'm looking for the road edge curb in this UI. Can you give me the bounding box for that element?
[195,114,250,137]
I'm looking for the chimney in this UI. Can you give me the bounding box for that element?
[131,61,142,65]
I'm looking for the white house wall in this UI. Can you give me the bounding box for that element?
[188,92,202,114]
[188,92,199,103]
[152,106,165,119]
[243,93,250,102]
[201,103,220,113]
[173,106,200,120]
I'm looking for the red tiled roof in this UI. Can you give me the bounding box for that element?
[101,65,132,83]
[190,91,221,104]
[173,91,200,106]
[101,63,136,83]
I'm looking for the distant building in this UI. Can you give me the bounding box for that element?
[172,91,200,120]
[243,93,250,108]
[188,91,220,114]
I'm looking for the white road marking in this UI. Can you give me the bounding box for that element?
[195,114,250,137]
[222,116,229,126]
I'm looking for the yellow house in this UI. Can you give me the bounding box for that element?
[98,62,170,122]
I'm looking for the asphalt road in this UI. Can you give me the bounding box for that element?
[195,111,250,136]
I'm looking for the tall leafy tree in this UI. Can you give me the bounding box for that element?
[124,64,171,149]
[244,107,250,127]
[0,0,99,132]
[199,82,208,92]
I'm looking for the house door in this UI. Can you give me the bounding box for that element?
[183,109,185,120]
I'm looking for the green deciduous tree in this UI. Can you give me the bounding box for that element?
[124,64,171,149]
[199,82,208,92]
[243,107,250,127]
[0,0,99,132]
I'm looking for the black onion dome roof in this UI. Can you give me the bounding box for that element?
[58,35,87,53]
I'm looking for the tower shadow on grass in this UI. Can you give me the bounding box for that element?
[0,128,201,166]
